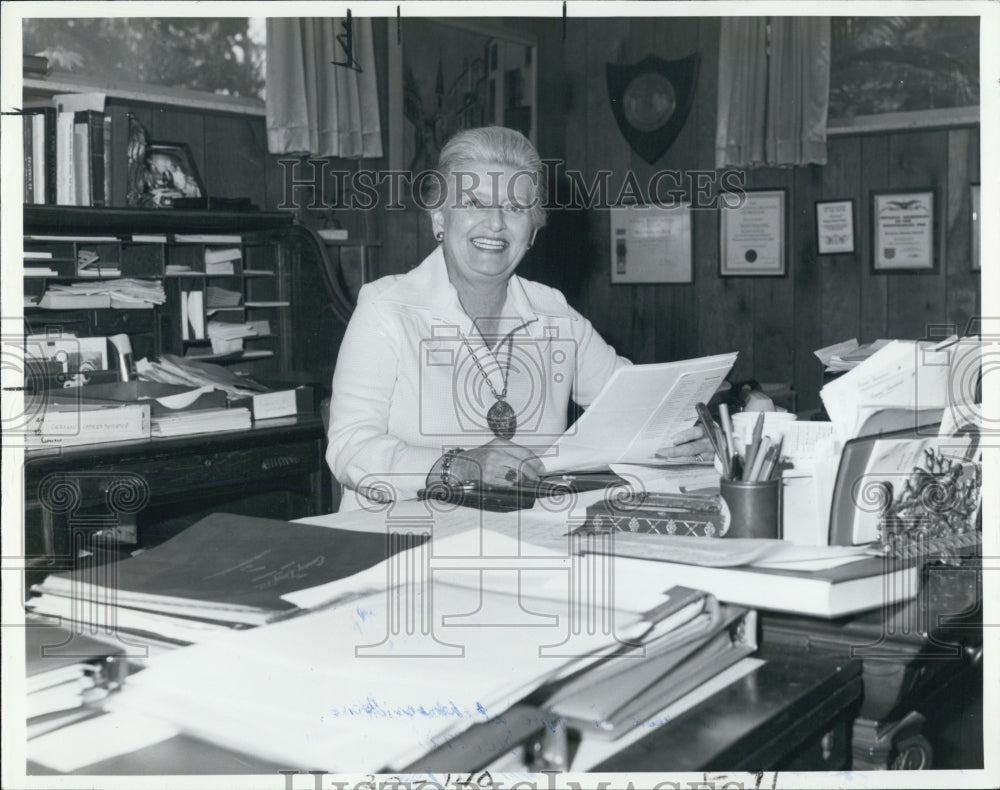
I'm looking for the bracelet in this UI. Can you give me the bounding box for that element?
[440,447,466,486]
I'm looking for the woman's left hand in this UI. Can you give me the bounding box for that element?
[653,424,715,463]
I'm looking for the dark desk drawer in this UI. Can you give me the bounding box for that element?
[28,438,321,511]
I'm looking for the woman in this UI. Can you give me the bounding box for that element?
[327,126,709,510]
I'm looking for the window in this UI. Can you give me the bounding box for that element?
[828,16,979,130]
[23,17,266,101]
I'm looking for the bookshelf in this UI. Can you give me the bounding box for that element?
[22,205,344,378]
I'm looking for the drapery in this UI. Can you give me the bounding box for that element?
[266,17,383,158]
[716,17,830,168]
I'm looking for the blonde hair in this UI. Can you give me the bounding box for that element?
[423,126,546,229]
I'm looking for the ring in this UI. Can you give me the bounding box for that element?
[504,469,519,483]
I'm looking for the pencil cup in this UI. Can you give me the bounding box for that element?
[720,477,782,539]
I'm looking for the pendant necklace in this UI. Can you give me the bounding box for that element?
[460,332,517,439]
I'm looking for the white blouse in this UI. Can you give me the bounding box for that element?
[327,247,630,509]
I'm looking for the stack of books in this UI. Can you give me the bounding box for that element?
[26,513,419,648]
[26,625,128,739]
[23,93,110,207]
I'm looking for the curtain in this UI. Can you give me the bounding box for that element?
[716,17,830,168]
[266,18,383,158]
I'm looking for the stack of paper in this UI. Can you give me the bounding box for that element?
[106,577,659,770]
[206,321,263,354]
[205,285,242,308]
[151,406,251,437]
[38,279,165,309]
[27,513,412,645]
[136,353,268,397]
[819,338,953,442]
[204,247,241,274]
[814,338,893,372]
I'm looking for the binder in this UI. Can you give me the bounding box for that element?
[544,603,757,740]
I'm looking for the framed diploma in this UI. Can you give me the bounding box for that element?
[971,183,981,272]
[609,203,693,284]
[719,189,786,276]
[872,189,936,272]
[815,199,855,255]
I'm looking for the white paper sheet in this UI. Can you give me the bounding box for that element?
[542,353,737,474]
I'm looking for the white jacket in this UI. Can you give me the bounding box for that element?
[327,246,629,509]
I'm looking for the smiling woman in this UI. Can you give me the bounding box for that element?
[325,126,712,511]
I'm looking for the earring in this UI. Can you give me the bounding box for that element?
[435,231,444,242]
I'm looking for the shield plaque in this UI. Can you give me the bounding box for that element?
[606,53,700,164]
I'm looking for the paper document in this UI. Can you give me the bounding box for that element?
[542,353,737,474]
[820,340,951,441]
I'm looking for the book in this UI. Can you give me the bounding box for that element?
[604,553,919,618]
[151,406,250,437]
[25,402,151,448]
[72,115,91,206]
[33,112,47,203]
[230,386,315,420]
[544,604,757,739]
[31,512,421,626]
[23,114,35,202]
[56,111,75,205]
[542,352,739,474]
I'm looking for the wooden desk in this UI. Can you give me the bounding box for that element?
[26,649,861,775]
[22,415,329,581]
[760,561,983,769]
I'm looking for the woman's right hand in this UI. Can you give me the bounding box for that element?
[431,438,544,489]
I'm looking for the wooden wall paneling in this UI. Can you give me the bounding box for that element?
[946,127,981,330]
[650,16,701,364]
[579,17,635,358]
[746,168,795,388]
[790,165,825,411]
[202,113,268,207]
[817,136,862,347]
[858,135,890,342]
[625,16,661,364]
[381,207,421,278]
[885,130,949,341]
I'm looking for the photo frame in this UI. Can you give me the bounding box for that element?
[971,183,981,272]
[126,113,206,209]
[719,189,787,276]
[815,199,855,255]
[871,189,936,272]
[609,203,693,284]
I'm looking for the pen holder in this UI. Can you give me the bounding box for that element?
[720,477,782,539]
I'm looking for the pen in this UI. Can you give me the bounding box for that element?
[742,412,766,480]
[695,402,729,475]
[747,436,772,481]
[760,437,783,481]
[718,404,736,477]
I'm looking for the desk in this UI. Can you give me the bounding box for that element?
[23,414,329,582]
[761,561,983,769]
[26,649,861,775]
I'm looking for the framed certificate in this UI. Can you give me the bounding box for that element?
[719,189,786,276]
[609,203,693,284]
[815,199,855,255]
[971,183,981,272]
[872,189,936,272]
